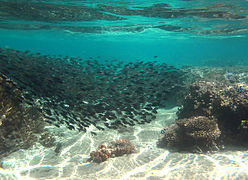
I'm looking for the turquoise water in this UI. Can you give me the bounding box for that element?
[1,29,248,66]
[1,1,248,179]
[0,0,248,66]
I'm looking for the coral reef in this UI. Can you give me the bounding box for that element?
[90,139,135,163]
[158,116,221,152]
[0,73,44,159]
[177,81,248,135]
[159,80,248,152]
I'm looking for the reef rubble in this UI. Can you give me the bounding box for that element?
[90,139,135,163]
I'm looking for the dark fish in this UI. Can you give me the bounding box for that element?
[61,111,68,119]
[80,122,89,127]
[116,110,122,115]
[91,121,96,126]
[59,120,65,124]
[95,126,105,130]
[152,109,158,114]
[132,118,139,122]
[128,114,134,119]
[45,120,53,124]
[77,127,86,132]
[129,122,135,126]
[104,122,111,128]
[109,125,118,129]
[107,116,116,120]
[54,110,60,116]
[43,108,52,116]
[100,116,107,121]
[83,118,92,124]
[67,125,75,130]
[44,115,56,121]
[54,124,60,128]
[144,106,153,111]
[146,119,152,123]
[91,131,97,136]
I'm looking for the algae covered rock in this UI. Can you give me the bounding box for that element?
[158,116,221,152]
[157,124,183,150]
[177,81,248,136]
[159,80,248,152]
[177,81,220,119]
[39,131,56,148]
[0,73,44,158]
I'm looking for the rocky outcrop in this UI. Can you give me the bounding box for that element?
[0,73,44,159]
[158,116,221,152]
[159,80,248,152]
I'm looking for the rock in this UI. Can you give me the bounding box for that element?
[160,80,248,152]
[158,116,221,152]
[157,123,184,150]
[177,81,248,137]
[90,139,135,163]
[39,131,56,148]
[177,81,220,119]
[0,73,44,159]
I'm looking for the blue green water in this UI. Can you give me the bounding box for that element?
[1,1,248,179]
[0,0,248,66]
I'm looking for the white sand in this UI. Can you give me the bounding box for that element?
[1,107,248,180]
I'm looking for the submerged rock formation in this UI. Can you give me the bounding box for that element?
[158,116,221,152]
[0,73,44,159]
[159,80,248,152]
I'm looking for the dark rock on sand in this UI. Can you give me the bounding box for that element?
[178,81,248,136]
[159,80,248,152]
[158,116,221,152]
[90,139,135,163]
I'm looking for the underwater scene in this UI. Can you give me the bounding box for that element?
[0,0,248,179]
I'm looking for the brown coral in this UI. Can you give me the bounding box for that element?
[90,139,135,163]
[160,80,248,152]
[158,116,221,152]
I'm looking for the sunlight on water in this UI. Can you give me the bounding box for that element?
[0,0,247,39]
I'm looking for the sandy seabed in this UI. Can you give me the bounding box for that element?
[0,107,248,180]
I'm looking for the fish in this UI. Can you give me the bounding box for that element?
[91,132,97,136]
[0,48,185,131]
[95,126,105,130]
[54,124,60,128]
[152,109,158,114]
[44,115,56,121]
[77,127,86,132]
[67,125,75,130]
